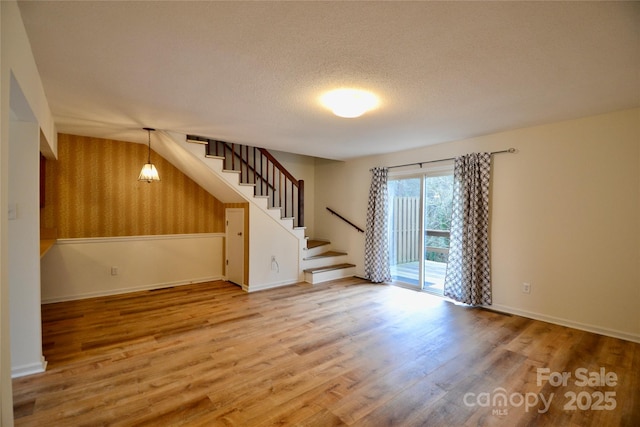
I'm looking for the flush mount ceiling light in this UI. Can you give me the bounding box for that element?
[138,127,160,183]
[320,88,379,118]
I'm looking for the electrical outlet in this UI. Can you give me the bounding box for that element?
[522,282,531,294]
[111,266,119,276]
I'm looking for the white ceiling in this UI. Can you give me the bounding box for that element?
[18,1,640,160]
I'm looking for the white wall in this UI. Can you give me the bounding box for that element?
[314,108,640,342]
[247,203,300,291]
[1,0,56,421]
[313,156,365,255]
[8,118,44,378]
[41,234,224,303]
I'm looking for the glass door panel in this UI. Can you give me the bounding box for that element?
[423,174,454,294]
[388,177,422,287]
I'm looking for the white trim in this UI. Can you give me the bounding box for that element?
[55,233,225,245]
[12,357,47,378]
[245,279,299,293]
[41,276,223,304]
[491,304,640,344]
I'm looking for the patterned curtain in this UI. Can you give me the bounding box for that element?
[443,153,492,305]
[364,167,392,283]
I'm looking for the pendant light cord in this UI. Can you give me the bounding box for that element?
[147,129,152,163]
[143,127,155,163]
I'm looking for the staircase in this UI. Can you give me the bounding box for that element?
[302,239,356,284]
[186,135,356,285]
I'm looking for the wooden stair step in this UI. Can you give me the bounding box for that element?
[306,239,330,250]
[304,263,356,274]
[186,136,208,144]
[304,251,347,261]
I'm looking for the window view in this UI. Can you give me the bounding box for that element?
[423,174,453,294]
[388,171,454,294]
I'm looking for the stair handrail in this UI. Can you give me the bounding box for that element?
[187,135,304,228]
[209,141,276,191]
[257,148,304,228]
[256,148,298,186]
[326,207,364,233]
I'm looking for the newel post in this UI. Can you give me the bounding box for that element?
[298,180,304,228]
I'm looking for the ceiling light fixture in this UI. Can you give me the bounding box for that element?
[138,127,160,183]
[320,88,379,118]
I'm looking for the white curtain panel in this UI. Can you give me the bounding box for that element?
[444,153,492,305]
[364,167,392,283]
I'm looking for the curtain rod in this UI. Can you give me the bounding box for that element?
[387,148,516,170]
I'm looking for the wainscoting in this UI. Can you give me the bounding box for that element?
[40,233,225,303]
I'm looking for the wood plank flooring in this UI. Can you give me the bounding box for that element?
[12,278,640,426]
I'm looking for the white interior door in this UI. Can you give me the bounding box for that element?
[225,208,245,286]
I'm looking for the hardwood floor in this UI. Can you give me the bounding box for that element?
[13,278,640,426]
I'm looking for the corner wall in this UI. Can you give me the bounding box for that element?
[1,0,57,422]
[8,118,44,377]
[314,108,640,341]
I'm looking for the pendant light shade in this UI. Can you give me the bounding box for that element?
[138,163,159,182]
[139,127,160,182]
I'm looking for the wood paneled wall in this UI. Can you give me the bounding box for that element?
[41,134,226,238]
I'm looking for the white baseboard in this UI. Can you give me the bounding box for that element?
[12,356,47,378]
[490,303,640,344]
[41,276,223,304]
[245,279,299,293]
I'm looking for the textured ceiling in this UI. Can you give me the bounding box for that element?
[17,1,640,160]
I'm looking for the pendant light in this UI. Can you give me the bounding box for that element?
[138,127,160,182]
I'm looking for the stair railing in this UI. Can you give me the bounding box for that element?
[187,135,304,228]
[326,207,364,233]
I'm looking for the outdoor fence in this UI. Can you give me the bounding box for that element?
[389,197,421,265]
[389,197,451,265]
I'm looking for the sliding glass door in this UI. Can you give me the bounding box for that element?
[388,167,453,294]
